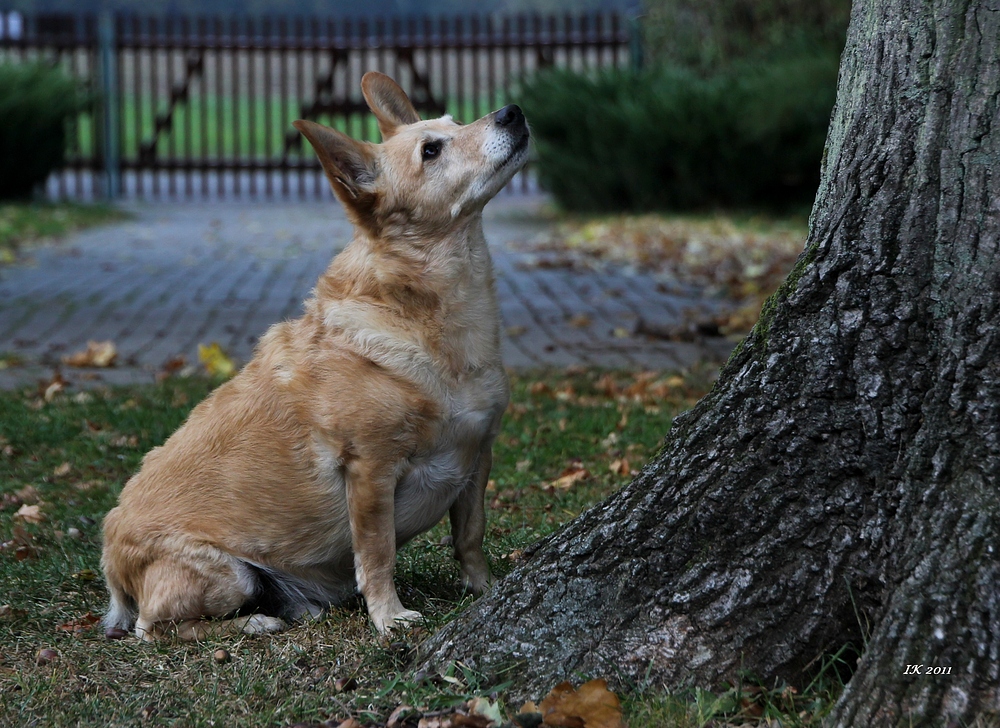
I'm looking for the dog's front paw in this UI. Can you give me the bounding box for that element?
[461,567,494,596]
[239,614,287,635]
[372,608,424,634]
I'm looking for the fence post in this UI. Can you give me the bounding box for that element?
[98,11,121,199]
[627,13,643,71]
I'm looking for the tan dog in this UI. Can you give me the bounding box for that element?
[101,72,529,640]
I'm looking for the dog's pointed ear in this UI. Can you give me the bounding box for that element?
[294,120,378,218]
[361,72,420,140]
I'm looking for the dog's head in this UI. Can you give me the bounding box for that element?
[294,72,529,237]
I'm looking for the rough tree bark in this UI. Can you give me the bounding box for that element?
[417,0,1000,724]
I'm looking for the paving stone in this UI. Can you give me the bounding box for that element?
[0,196,735,390]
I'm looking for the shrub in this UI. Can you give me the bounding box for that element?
[517,54,839,213]
[643,0,850,72]
[0,62,88,200]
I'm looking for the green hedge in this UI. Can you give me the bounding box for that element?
[0,62,88,200]
[643,0,850,72]
[518,54,840,213]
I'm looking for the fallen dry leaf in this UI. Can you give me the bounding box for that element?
[469,696,504,725]
[110,434,139,448]
[198,342,236,378]
[15,485,40,504]
[608,459,631,477]
[53,462,71,477]
[538,679,624,728]
[417,718,447,728]
[62,340,117,368]
[387,705,419,727]
[554,384,576,401]
[1,525,37,561]
[159,355,187,378]
[547,465,589,491]
[13,503,45,524]
[417,714,494,728]
[332,720,362,728]
[448,716,494,728]
[529,381,551,396]
[595,374,619,397]
[57,611,101,635]
[39,371,67,402]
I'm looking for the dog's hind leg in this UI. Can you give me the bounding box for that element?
[133,552,285,642]
[449,448,494,595]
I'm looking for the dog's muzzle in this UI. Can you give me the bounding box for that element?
[495,104,525,129]
[493,104,530,167]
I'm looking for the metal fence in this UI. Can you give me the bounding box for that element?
[0,11,633,200]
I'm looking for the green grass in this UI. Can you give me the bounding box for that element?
[0,202,127,265]
[0,368,839,726]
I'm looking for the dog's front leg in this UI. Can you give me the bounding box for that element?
[346,460,422,633]
[449,447,494,595]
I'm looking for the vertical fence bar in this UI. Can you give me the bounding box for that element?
[56,19,68,198]
[455,15,465,121]
[246,16,253,196]
[133,16,144,196]
[354,17,366,145]
[197,16,208,197]
[628,12,643,71]
[262,16,272,198]
[440,15,450,122]
[388,16,398,108]
[182,16,192,198]
[152,16,162,197]
[278,16,288,198]
[423,15,434,122]
[99,11,120,199]
[293,16,304,197]
[485,15,495,113]
[228,15,238,197]
[313,16,321,198]
[212,16,222,197]
[166,17,177,199]
[75,18,86,195]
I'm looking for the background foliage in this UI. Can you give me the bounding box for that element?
[642,0,850,72]
[518,0,850,213]
[519,54,839,212]
[0,62,88,200]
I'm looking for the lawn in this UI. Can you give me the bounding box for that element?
[0,367,843,727]
[0,202,126,266]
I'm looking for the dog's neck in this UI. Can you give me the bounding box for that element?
[312,212,502,374]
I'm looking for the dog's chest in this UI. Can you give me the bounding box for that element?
[393,371,506,541]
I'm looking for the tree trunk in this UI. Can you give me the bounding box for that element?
[416,0,1000,724]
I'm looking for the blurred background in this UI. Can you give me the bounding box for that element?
[0,0,847,210]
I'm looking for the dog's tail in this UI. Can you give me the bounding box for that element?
[100,505,139,631]
[103,578,139,631]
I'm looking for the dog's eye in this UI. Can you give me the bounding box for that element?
[422,141,442,160]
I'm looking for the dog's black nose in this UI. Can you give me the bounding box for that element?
[495,104,524,127]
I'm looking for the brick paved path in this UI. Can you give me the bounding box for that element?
[0,197,733,390]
